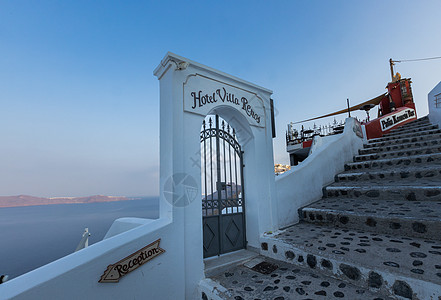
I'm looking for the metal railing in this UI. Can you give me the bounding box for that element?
[286,119,346,146]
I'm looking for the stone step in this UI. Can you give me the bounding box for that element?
[389,116,430,130]
[299,198,441,240]
[406,115,429,123]
[385,121,432,135]
[364,132,441,149]
[393,119,430,130]
[324,182,441,202]
[359,138,441,155]
[346,152,441,171]
[368,128,441,144]
[204,250,259,278]
[354,144,441,162]
[387,122,431,135]
[336,165,441,183]
[385,123,439,138]
[208,255,391,300]
[261,223,441,300]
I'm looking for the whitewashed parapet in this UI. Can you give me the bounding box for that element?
[275,117,364,228]
[0,218,186,299]
[104,217,156,239]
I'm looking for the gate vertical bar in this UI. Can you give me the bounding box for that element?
[222,121,227,213]
[209,118,216,256]
[240,150,247,248]
[228,125,233,212]
[234,129,239,208]
[203,121,208,215]
[209,117,214,207]
[215,115,223,254]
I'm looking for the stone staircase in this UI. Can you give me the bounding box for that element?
[256,116,441,299]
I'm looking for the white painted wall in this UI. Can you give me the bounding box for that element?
[428,81,441,127]
[1,218,188,299]
[1,53,278,299]
[155,53,278,254]
[275,118,364,228]
[104,217,156,239]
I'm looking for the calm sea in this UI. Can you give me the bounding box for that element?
[0,198,159,280]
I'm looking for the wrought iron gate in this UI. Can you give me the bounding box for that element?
[201,115,246,258]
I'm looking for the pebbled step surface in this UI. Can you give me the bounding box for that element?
[300,198,441,239]
[389,120,430,131]
[211,256,391,300]
[364,140,441,154]
[269,223,441,287]
[345,152,441,171]
[385,124,439,138]
[359,138,441,155]
[368,128,441,144]
[327,176,441,187]
[336,165,441,182]
[364,132,441,149]
[324,185,441,202]
[260,225,441,299]
[354,144,441,162]
[386,122,432,134]
[389,116,429,128]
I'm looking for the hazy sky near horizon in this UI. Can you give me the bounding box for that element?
[1,1,441,197]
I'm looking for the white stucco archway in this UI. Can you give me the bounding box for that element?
[154,53,277,298]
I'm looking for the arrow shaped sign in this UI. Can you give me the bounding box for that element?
[99,239,165,283]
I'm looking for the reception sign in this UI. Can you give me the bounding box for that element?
[99,239,165,283]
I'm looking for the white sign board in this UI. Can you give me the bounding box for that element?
[380,108,416,131]
[184,75,265,128]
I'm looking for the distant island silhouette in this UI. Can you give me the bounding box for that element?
[0,195,141,208]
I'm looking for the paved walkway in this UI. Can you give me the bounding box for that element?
[212,256,390,300]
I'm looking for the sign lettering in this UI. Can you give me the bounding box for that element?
[380,108,416,131]
[183,75,265,128]
[99,239,165,283]
[190,87,261,124]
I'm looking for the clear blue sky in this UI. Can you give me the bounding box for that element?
[1,1,441,197]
